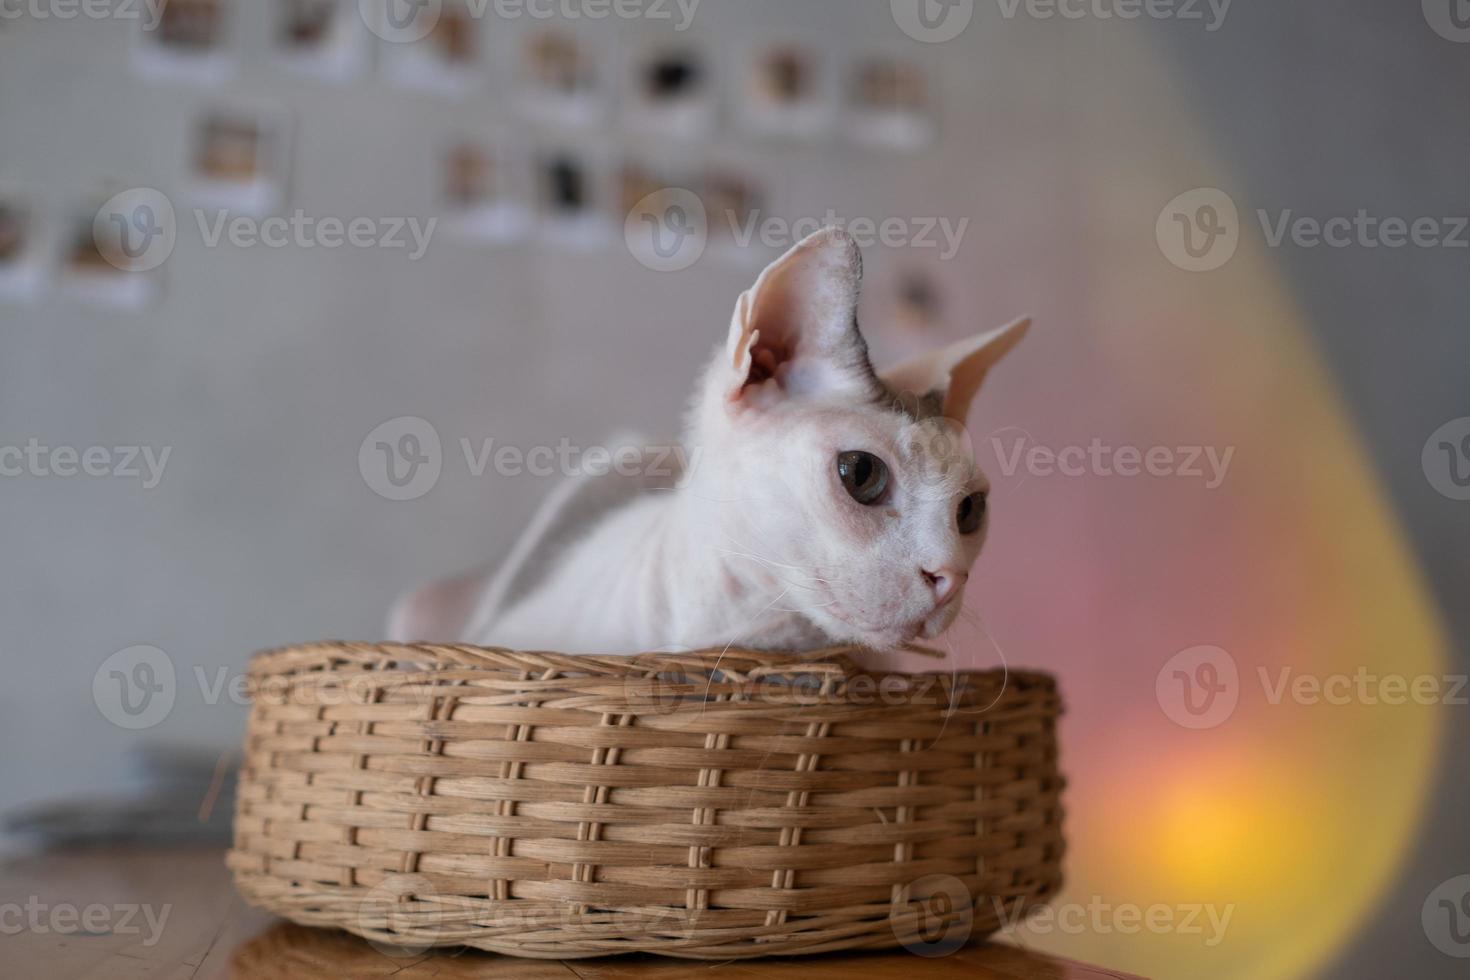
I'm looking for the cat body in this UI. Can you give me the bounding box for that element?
[390,228,1028,660]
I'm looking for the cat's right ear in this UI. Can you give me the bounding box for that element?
[722,227,881,409]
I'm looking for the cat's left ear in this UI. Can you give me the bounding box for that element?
[881,317,1031,423]
[723,227,882,407]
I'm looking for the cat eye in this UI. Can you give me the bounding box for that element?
[956,491,987,535]
[837,450,889,505]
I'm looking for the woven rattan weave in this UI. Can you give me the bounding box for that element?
[228,642,1064,959]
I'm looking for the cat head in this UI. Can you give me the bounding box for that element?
[690,227,1028,651]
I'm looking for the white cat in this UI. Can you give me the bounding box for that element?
[389,228,1028,661]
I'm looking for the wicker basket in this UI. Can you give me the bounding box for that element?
[227,642,1064,960]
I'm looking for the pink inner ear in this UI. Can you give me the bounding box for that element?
[747,330,791,386]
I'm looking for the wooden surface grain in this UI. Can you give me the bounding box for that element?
[0,847,1145,979]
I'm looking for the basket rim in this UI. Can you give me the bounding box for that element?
[245,640,1059,688]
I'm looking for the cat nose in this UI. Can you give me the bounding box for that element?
[921,568,967,607]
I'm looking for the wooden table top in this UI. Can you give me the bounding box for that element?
[0,846,1144,979]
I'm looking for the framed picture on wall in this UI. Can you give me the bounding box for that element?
[620,160,700,269]
[535,148,612,249]
[273,0,370,82]
[517,30,605,129]
[622,44,715,139]
[736,45,835,141]
[846,56,937,150]
[380,0,486,97]
[887,265,946,332]
[700,168,765,263]
[59,191,169,311]
[0,194,49,304]
[440,138,533,244]
[181,105,293,216]
[860,247,969,362]
[134,0,235,85]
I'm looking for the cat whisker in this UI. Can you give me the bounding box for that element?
[716,533,832,581]
[713,547,821,580]
[918,631,963,750]
[950,604,1010,716]
[717,564,830,599]
[645,485,755,505]
[712,533,836,594]
[702,585,794,709]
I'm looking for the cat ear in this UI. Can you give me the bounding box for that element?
[881,317,1031,422]
[723,227,881,407]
